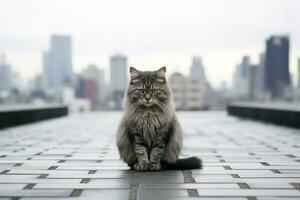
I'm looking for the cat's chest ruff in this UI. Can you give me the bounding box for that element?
[140,112,167,146]
[140,112,163,131]
[133,111,168,137]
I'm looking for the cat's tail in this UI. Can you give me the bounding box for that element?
[161,157,202,170]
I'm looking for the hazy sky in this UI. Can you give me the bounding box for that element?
[1,0,300,87]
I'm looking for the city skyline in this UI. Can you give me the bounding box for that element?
[2,42,300,89]
[1,33,300,109]
[1,0,300,87]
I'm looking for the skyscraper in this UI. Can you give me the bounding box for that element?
[233,56,251,98]
[169,72,187,110]
[298,58,300,88]
[265,36,290,98]
[43,35,73,89]
[76,76,97,107]
[0,54,12,91]
[110,54,127,109]
[190,56,205,81]
[258,53,266,91]
[169,59,207,111]
[188,57,206,110]
[82,64,106,104]
[249,65,259,101]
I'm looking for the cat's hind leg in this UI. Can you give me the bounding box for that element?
[116,118,136,167]
[162,117,183,163]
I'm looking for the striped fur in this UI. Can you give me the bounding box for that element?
[116,67,202,171]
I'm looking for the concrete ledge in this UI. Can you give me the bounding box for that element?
[0,104,68,129]
[227,102,300,129]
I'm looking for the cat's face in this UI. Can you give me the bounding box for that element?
[127,67,170,107]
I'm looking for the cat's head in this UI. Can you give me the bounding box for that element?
[126,66,171,108]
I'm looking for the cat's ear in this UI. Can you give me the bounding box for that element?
[130,66,139,80]
[130,66,139,76]
[130,66,139,74]
[157,66,166,77]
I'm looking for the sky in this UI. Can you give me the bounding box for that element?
[1,0,300,88]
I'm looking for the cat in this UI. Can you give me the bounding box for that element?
[116,66,202,171]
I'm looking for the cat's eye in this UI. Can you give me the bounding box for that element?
[151,89,160,93]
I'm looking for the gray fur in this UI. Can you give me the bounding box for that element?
[116,66,183,171]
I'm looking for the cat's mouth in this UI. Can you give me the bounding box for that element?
[142,101,155,107]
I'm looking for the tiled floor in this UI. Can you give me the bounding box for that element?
[0,111,300,199]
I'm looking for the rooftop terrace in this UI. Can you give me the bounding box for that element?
[0,111,300,199]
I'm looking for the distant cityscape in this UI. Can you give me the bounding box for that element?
[0,34,300,111]
[233,36,295,101]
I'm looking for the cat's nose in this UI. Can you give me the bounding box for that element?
[144,93,151,101]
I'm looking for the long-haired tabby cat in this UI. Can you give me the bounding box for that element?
[116,66,202,171]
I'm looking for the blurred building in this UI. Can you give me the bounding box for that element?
[169,73,187,109]
[0,54,12,91]
[60,86,91,112]
[0,54,23,92]
[218,81,228,92]
[233,56,251,99]
[190,57,205,82]
[265,35,290,99]
[298,58,300,88]
[43,35,73,89]
[186,79,205,110]
[249,65,259,101]
[82,64,106,105]
[169,72,206,110]
[187,57,206,110]
[76,76,97,107]
[29,74,45,99]
[110,54,127,109]
[258,53,266,92]
[169,57,206,110]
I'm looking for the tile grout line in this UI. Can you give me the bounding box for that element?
[0,170,10,174]
[80,170,95,183]
[37,174,48,179]
[237,182,250,189]
[237,177,255,200]
[13,163,23,167]
[48,166,58,170]
[182,170,199,197]
[271,169,281,174]
[128,171,141,200]
[290,183,300,191]
[70,189,83,197]
[247,197,258,200]
[23,183,36,190]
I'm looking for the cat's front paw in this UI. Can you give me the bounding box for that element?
[133,162,149,171]
[149,162,161,171]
